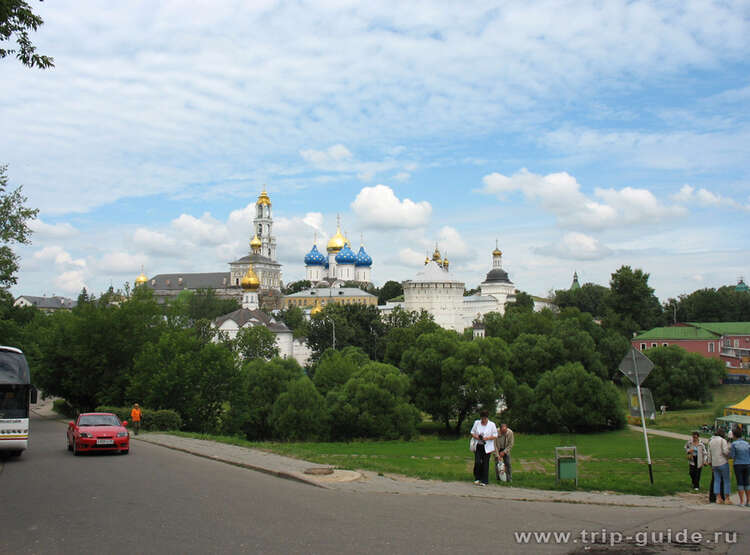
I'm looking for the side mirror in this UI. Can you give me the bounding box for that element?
[122,421,128,427]
[68,421,75,428]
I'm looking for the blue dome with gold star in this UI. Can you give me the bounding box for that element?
[304,244,326,266]
[335,244,357,264]
[355,246,372,267]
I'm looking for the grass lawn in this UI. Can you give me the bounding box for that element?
[170,428,710,497]
[646,384,750,436]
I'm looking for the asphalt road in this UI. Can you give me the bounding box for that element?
[2,416,750,555]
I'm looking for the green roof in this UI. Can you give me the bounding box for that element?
[689,322,750,335]
[633,326,720,341]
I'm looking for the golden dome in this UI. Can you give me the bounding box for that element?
[432,246,442,262]
[250,233,262,252]
[135,266,148,286]
[492,248,502,257]
[256,187,271,206]
[443,258,449,267]
[326,226,347,253]
[240,264,260,291]
[424,256,430,265]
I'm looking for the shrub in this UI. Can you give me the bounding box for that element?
[52,398,76,418]
[271,377,329,441]
[95,406,182,431]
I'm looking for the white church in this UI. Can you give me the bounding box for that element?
[402,244,552,332]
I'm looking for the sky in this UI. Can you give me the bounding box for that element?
[3,0,750,303]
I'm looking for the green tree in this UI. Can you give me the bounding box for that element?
[526,362,625,433]
[0,165,39,289]
[225,357,303,440]
[271,377,329,440]
[1,0,54,68]
[506,290,534,313]
[276,305,308,338]
[554,283,610,318]
[312,347,368,397]
[327,361,420,440]
[604,265,663,337]
[306,303,384,360]
[235,325,279,360]
[128,327,238,432]
[377,280,403,305]
[401,330,512,432]
[642,345,726,409]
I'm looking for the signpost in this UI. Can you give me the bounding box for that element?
[619,347,655,484]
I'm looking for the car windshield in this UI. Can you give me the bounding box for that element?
[78,414,120,427]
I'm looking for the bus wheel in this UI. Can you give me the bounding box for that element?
[9,450,22,458]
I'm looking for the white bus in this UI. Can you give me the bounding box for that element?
[0,346,37,457]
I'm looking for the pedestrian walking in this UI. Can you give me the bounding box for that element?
[130,403,142,435]
[709,428,732,504]
[495,423,514,483]
[730,427,750,506]
[470,410,497,486]
[684,431,708,490]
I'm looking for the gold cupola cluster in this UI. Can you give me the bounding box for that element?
[428,245,450,270]
[240,264,260,291]
[256,187,271,206]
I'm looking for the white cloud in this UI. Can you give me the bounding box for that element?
[534,232,612,261]
[33,246,86,268]
[398,248,426,267]
[671,184,750,211]
[480,169,683,230]
[300,144,353,166]
[132,227,179,256]
[55,270,87,295]
[171,212,228,246]
[97,252,143,274]
[437,226,470,261]
[351,185,431,229]
[29,219,78,239]
[302,212,324,233]
[392,172,411,182]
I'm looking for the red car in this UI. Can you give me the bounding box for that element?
[67,412,130,455]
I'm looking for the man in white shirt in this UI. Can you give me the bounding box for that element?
[470,410,498,486]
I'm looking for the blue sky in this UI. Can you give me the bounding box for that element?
[4,0,749,302]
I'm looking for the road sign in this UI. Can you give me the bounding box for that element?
[627,387,656,420]
[618,347,654,386]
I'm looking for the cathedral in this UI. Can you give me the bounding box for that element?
[303,217,373,285]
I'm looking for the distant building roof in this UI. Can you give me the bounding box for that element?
[147,272,233,290]
[634,326,720,341]
[482,268,512,284]
[690,322,750,336]
[230,253,280,267]
[214,308,290,333]
[14,295,77,310]
[405,261,463,285]
[284,287,376,299]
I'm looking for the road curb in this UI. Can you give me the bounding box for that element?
[133,436,330,489]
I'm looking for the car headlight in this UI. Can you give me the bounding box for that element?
[79,432,92,438]
[116,431,128,437]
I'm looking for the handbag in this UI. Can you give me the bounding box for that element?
[470,437,478,452]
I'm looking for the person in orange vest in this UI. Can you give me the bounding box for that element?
[130,403,142,435]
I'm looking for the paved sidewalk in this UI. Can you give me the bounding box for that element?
[134,433,744,511]
[628,424,691,441]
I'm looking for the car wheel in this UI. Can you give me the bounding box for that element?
[121,449,129,455]
[67,436,72,451]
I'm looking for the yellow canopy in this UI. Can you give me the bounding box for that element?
[725,395,750,416]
